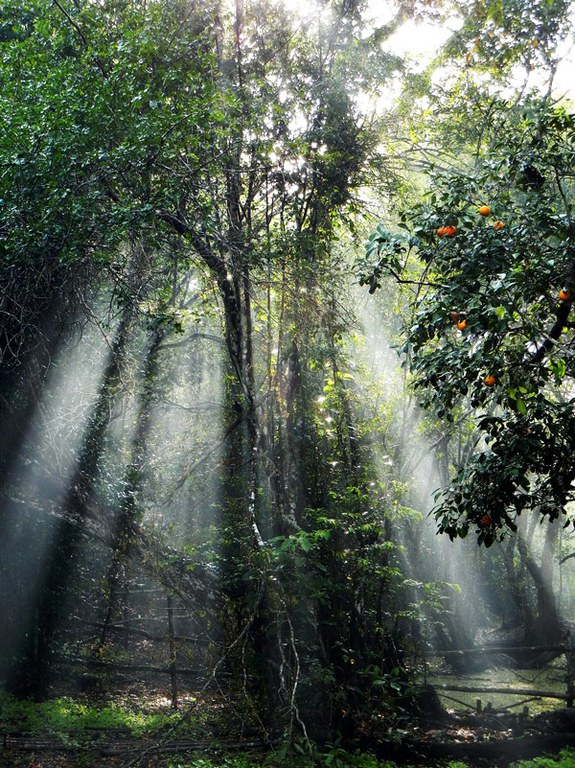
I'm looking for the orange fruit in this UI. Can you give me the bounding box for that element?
[481,515,493,526]
[457,319,468,331]
[478,205,491,216]
[444,225,457,237]
[493,220,505,230]
[484,374,496,386]
[437,227,446,237]
[559,288,572,301]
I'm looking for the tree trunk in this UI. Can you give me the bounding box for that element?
[517,531,562,646]
[95,324,166,654]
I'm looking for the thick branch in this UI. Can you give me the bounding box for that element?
[155,211,228,279]
[531,299,573,363]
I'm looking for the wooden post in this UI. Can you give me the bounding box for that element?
[476,698,482,713]
[565,630,574,708]
[121,585,130,650]
[167,595,178,711]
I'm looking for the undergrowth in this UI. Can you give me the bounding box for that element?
[1,695,574,768]
[166,749,575,768]
[509,750,575,767]
[0,692,187,739]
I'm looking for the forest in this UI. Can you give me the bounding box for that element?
[1,0,575,766]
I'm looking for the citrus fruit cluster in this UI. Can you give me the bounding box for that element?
[437,205,505,239]
[441,204,573,391]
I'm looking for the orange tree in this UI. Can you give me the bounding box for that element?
[359,99,575,546]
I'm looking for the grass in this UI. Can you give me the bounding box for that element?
[0,692,185,739]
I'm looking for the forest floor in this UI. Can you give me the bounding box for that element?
[2,676,575,768]
[1,701,575,768]
[402,705,575,765]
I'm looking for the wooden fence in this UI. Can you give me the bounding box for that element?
[430,639,575,711]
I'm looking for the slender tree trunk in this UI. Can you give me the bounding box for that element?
[517,532,562,646]
[502,537,535,631]
[167,594,178,711]
[95,324,165,653]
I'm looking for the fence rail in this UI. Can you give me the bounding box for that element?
[429,640,575,709]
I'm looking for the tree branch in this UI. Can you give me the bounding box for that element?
[531,298,573,363]
[51,0,109,77]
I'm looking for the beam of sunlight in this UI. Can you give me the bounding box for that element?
[357,293,489,655]
[0,313,128,688]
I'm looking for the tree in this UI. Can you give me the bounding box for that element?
[356,0,575,651]
[361,95,575,548]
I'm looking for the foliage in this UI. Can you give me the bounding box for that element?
[0,0,220,269]
[3,0,574,750]
[168,750,455,768]
[0,693,187,740]
[510,749,575,767]
[168,757,265,768]
[448,0,572,74]
[361,97,575,544]
[166,748,575,768]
